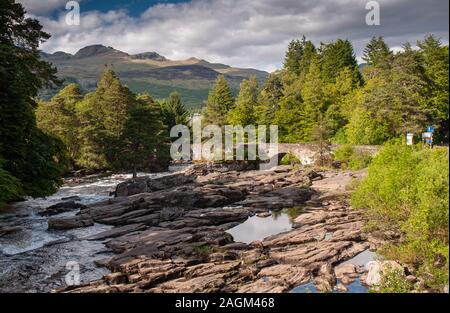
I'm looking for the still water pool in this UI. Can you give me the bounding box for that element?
[226,207,303,244]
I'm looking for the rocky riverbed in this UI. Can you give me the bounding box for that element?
[14,163,380,293]
[1,163,391,293]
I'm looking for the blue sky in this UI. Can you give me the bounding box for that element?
[73,0,190,17]
[23,0,191,19]
[18,0,449,71]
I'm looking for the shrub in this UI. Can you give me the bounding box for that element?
[333,145,373,170]
[280,153,302,165]
[371,267,413,293]
[352,143,449,291]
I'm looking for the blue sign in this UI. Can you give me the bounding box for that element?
[427,126,434,133]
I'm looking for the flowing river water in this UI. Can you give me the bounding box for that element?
[0,172,166,292]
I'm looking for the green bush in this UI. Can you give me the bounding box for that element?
[0,162,23,209]
[280,153,302,166]
[333,145,372,170]
[352,143,449,291]
[371,267,413,293]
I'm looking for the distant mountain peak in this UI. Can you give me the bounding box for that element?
[132,51,167,61]
[74,44,128,59]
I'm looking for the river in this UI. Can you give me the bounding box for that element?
[0,171,171,292]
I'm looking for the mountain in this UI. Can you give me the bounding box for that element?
[40,45,269,109]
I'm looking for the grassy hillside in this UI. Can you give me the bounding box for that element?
[40,45,268,110]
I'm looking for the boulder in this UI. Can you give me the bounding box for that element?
[365,261,404,286]
[0,225,23,237]
[48,213,94,230]
[115,172,196,197]
[39,201,86,216]
[115,178,148,197]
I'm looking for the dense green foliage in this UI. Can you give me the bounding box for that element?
[0,0,67,206]
[352,143,449,291]
[202,35,448,147]
[37,69,170,174]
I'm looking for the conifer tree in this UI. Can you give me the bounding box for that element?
[362,36,394,69]
[36,83,83,164]
[298,38,318,79]
[122,94,170,177]
[255,73,284,125]
[320,39,362,84]
[161,91,190,131]
[283,39,304,75]
[228,76,258,126]
[203,75,234,127]
[418,35,449,143]
[299,60,327,141]
[76,92,109,170]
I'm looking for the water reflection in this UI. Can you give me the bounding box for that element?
[291,278,368,293]
[226,207,304,244]
[342,249,377,269]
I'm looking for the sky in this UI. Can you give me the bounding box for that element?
[18,0,450,72]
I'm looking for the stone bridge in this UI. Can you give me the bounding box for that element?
[189,143,379,166]
[267,144,379,166]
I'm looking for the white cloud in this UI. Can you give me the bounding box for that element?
[28,0,449,71]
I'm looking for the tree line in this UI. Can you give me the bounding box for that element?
[202,35,449,146]
[36,70,191,176]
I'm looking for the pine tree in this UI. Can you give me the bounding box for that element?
[255,73,284,125]
[418,35,449,143]
[390,43,429,134]
[228,76,258,126]
[76,92,109,170]
[203,75,234,127]
[36,83,83,164]
[161,91,190,131]
[274,75,304,143]
[320,39,362,84]
[283,37,317,77]
[283,39,304,75]
[346,43,430,143]
[299,60,327,141]
[325,67,359,140]
[362,36,394,69]
[122,96,170,178]
[298,38,318,79]
[95,69,136,168]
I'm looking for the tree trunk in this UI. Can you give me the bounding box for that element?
[132,165,137,179]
